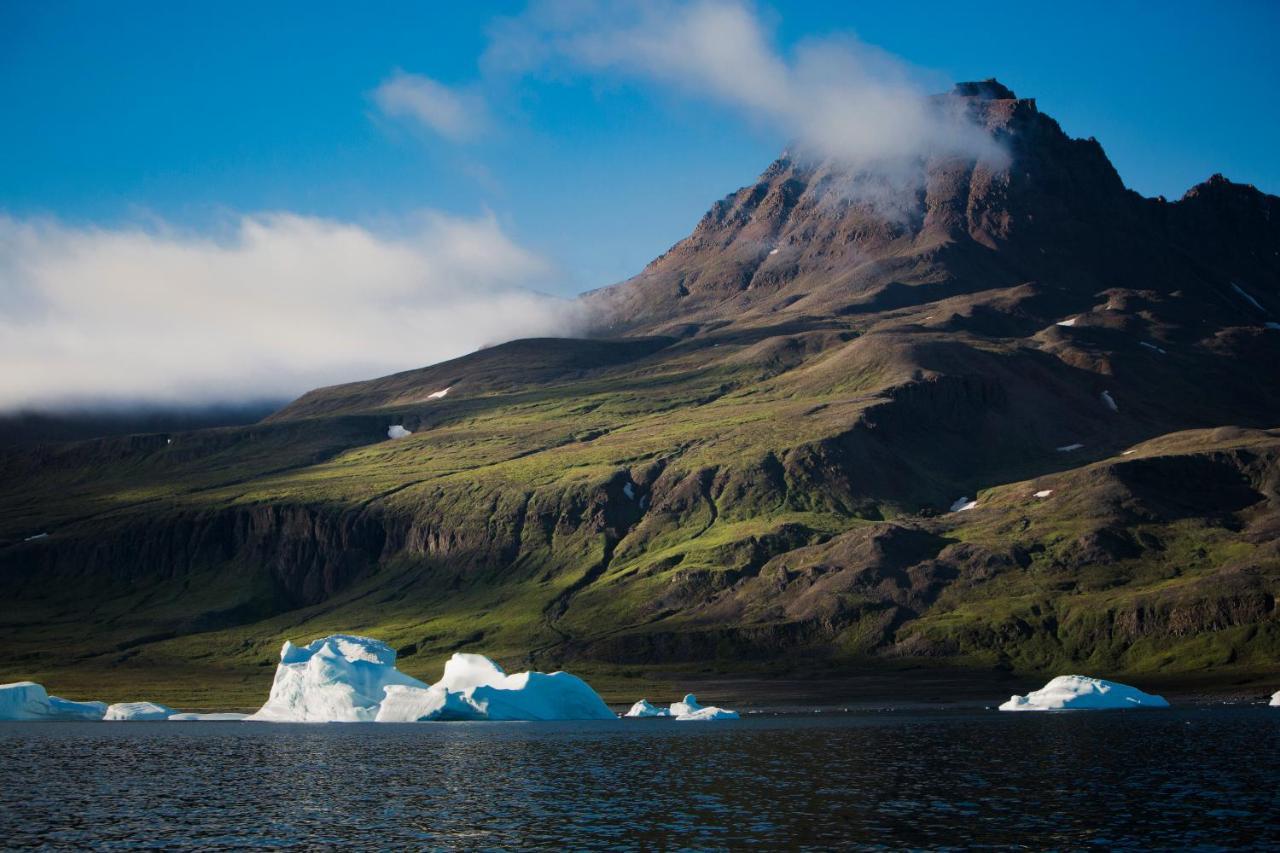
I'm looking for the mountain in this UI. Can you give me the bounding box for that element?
[2,81,1278,706]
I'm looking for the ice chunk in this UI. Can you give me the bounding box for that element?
[387,425,412,439]
[1100,390,1118,412]
[167,712,249,721]
[1271,691,1279,707]
[949,496,977,512]
[375,652,616,722]
[999,675,1168,711]
[1056,317,1077,327]
[1057,443,1084,452]
[247,635,428,723]
[625,699,672,718]
[427,387,451,399]
[0,681,106,721]
[670,694,738,721]
[1034,489,1053,498]
[104,701,176,721]
[1232,283,1265,312]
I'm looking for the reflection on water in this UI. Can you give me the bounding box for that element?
[2,707,1279,848]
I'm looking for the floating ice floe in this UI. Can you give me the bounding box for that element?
[1100,390,1119,412]
[387,425,412,439]
[248,635,428,723]
[104,701,177,721]
[1057,443,1084,452]
[1271,691,1279,707]
[1232,283,1265,313]
[624,699,672,718]
[1056,317,1077,327]
[0,681,106,721]
[1034,489,1054,498]
[949,496,978,512]
[999,675,1168,711]
[427,387,451,400]
[23,532,48,542]
[1139,341,1167,354]
[167,712,249,721]
[671,694,739,721]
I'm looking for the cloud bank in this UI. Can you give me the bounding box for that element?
[484,0,1005,167]
[0,212,580,410]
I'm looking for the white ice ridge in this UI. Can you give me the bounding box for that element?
[387,424,412,439]
[248,635,428,722]
[670,694,739,721]
[376,652,615,722]
[1056,317,1077,327]
[999,675,1169,712]
[949,496,978,512]
[1056,443,1084,452]
[104,701,176,721]
[1101,390,1119,412]
[1271,690,1280,707]
[0,681,106,721]
[624,699,672,717]
[168,712,249,721]
[427,387,450,399]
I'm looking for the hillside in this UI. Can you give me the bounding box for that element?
[1,81,1278,708]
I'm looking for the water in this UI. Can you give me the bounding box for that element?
[2,707,1278,849]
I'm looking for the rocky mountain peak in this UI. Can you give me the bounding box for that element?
[951,79,1017,100]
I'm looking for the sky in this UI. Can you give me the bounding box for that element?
[2,0,1278,409]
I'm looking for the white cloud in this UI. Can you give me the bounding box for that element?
[484,0,1006,167]
[373,71,490,141]
[0,212,582,409]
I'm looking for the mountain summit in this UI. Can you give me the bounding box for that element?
[2,84,1278,704]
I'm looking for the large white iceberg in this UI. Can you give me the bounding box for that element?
[624,699,672,718]
[999,675,1169,711]
[104,701,176,721]
[375,652,615,722]
[247,635,429,722]
[670,694,739,721]
[0,681,106,721]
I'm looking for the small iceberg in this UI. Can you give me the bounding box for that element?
[167,712,249,721]
[999,675,1168,712]
[0,681,106,721]
[387,425,412,439]
[247,635,429,723]
[671,694,739,721]
[104,701,176,721]
[624,699,671,718]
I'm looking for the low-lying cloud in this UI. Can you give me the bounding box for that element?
[484,0,1006,167]
[0,212,581,410]
[373,71,491,141]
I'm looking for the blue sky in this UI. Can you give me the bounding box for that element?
[4,1,1278,294]
[1,1,1278,408]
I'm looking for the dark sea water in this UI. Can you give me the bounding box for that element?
[2,706,1278,849]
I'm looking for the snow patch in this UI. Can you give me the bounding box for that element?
[1139,341,1166,354]
[23,532,48,542]
[104,701,176,721]
[1271,690,1279,707]
[1232,283,1265,313]
[1056,443,1084,452]
[1122,449,1136,456]
[624,699,672,718]
[1055,317,1077,327]
[999,675,1168,712]
[167,712,249,721]
[949,496,977,512]
[247,635,428,723]
[768,248,779,256]
[387,424,412,439]
[1100,390,1118,412]
[427,387,451,399]
[623,482,635,500]
[0,681,106,721]
[1034,489,1053,498]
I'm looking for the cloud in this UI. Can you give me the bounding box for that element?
[373,71,490,141]
[0,212,583,410]
[484,0,1006,167]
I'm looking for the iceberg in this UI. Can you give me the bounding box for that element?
[0,681,106,721]
[247,635,429,723]
[104,701,176,721]
[167,712,250,721]
[375,652,615,722]
[624,699,671,718]
[1270,691,1279,707]
[670,693,739,721]
[999,675,1169,711]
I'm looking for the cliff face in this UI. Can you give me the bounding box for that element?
[2,81,1278,697]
